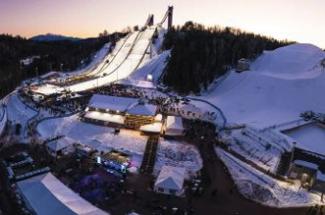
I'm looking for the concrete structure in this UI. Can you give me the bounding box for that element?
[154,165,185,196]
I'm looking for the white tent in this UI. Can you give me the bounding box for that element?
[154,165,186,196]
[139,122,162,133]
[165,116,184,136]
[17,173,109,215]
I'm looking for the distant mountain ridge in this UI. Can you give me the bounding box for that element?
[30,33,81,42]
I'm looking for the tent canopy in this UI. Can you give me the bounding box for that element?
[17,173,109,215]
[155,165,186,191]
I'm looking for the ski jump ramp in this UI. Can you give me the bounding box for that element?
[32,26,157,96]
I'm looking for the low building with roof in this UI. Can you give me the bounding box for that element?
[46,136,75,157]
[164,116,184,136]
[154,165,186,196]
[17,172,109,215]
[84,94,159,129]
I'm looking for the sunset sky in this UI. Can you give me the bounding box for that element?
[1,0,324,48]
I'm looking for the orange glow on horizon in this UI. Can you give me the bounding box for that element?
[0,0,324,48]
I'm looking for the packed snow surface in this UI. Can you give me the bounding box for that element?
[203,44,325,129]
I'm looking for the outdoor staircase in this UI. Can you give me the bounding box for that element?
[140,135,159,174]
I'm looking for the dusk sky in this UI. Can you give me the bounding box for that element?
[1,0,324,48]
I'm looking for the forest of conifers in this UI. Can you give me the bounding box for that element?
[162,22,293,94]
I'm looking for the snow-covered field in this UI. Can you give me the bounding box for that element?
[202,44,325,129]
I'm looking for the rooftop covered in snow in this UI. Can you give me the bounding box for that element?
[88,94,157,116]
[17,172,109,215]
[154,165,186,192]
[283,123,325,156]
[165,116,184,136]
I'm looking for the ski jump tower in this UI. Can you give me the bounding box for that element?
[159,6,174,30]
[167,6,173,30]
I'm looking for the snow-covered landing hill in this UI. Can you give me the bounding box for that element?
[202,44,325,129]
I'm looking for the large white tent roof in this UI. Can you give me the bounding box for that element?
[17,173,109,215]
[89,94,138,112]
[155,165,185,191]
[126,103,157,116]
[88,94,157,116]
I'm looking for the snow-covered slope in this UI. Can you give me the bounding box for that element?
[203,43,325,129]
[120,50,170,88]
[252,44,325,80]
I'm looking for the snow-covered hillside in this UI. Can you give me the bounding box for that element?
[203,43,325,129]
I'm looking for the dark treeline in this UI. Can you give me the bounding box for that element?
[0,32,125,98]
[162,22,293,94]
